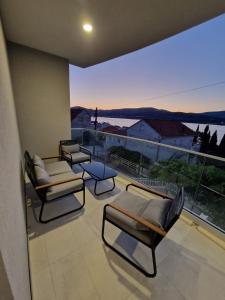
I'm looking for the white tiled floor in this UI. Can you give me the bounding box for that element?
[27,173,225,300]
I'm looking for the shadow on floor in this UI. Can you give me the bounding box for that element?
[84,178,121,200]
[101,228,225,300]
[26,183,85,238]
[26,175,121,238]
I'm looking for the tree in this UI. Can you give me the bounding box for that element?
[149,159,225,230]
[192,125,199,145]
[219,134,225,158]
[200,124,210,153]
[149,158,225,193]
[209,130,218,154]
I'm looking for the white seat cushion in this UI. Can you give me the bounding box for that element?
[46,172,83,201]
[65,152,90,163]
[45,161,71,176]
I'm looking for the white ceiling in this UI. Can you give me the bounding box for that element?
[0,0,225,67]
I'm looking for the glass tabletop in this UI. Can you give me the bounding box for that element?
[80,162,117,180]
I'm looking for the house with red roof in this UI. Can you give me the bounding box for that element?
[102,125,127,136]
[127,119,195,149]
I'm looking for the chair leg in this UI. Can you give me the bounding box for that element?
[101,210,157,277]
[39,188,85,224]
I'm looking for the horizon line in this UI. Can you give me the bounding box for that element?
[70,105,224,114]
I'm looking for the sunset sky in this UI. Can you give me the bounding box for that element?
[70,14,225,113]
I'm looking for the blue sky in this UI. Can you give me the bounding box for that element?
[70,14,225,112]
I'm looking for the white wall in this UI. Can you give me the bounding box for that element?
[0,18,31,300]
[127,120,161,141]
[105,135,126,149]
[162,136,194,149]
[8,43,71,157]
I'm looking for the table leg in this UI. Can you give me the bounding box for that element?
[82,170,85,178]
[94,177,116,196]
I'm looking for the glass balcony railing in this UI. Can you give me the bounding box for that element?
[71,128,225,233]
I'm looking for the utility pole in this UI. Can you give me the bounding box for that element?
[93,107,98,156]
[94,107,98,130]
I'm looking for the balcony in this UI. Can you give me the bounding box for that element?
[27,129,225,300]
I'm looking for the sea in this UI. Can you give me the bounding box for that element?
[92,116,225,143]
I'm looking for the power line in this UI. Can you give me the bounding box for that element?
[143,80,225,102]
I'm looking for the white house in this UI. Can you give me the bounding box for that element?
[127,119,194,147]
[71,107,91,128]
[127,119,195,161]
[102,126,127,149]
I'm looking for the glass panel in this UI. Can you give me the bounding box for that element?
[94,131,107,162]
[71,128,83,144]
[71,128,225,232]
[193,156,225,231]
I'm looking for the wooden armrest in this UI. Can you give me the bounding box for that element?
[126,181,174,201]
[42,156,60,160]
[35,176,83,190]
[62,150,72,156]
[108,203,167,237]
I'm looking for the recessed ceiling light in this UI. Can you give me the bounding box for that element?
[83,23,93,32]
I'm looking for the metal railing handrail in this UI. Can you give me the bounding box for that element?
[71,127,225,163]
[200,184,225,198]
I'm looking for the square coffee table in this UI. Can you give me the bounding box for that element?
[80,162,117,196]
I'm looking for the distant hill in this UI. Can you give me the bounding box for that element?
[202,111,225,119]
[70,106,225,124]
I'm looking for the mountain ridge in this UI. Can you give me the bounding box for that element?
[71,106,225,124]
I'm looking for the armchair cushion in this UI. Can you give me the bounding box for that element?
[137,197,171,230]
[33,154,45,169]
[105,191,172,245]
[106,191,148,230]
[45,161,71,176]
[105,191,156,246]
[34,165,51,188]
[46,172,83,201]
[64,152,90,163]
[62,144,79,153]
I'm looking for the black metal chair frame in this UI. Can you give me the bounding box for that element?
[24,151,85,223]
[59,140,91,167]
[102,183,184,277]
